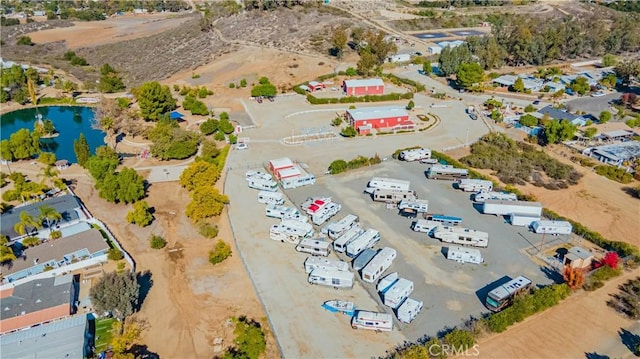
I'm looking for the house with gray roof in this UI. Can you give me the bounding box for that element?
[586,141,640,166]
[538,105,587,126]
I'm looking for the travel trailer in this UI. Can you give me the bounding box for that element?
[365,177,411,194]
[446,246,484,264]
[245,170,273,181]
[456,179,493,192]
[257,190,285,205]
[351,311,393,332]
[398,199,429,213]
[269,219,314,244]
[399,148,432,162]
[426,165,469,180]
[345,229,380,258]
[301,197,342,225]
[321,214,359,240]
[473,191,518,203]
[411,219,440,234]
[308,267,354,289]
[248,178,279,192]
[265,204,308,222]
[482,200,542,217]
[352,248,379,271]
[376,272,398,292]
[424,214,463,226]
[485,276,532,312]
[509,213,541,227]
[372,188,417,204]
[396,297,423,324]
[361,247,397,283]
[381,277,414,309]
[296,238,332,257]
[333,226,365,253]
[281,173,316,189]
[530,220,573,235]
[304,256,349,274]
[433,226,489,248]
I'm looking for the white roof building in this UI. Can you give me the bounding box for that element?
[346,106,408,122]
[343,78,385,88]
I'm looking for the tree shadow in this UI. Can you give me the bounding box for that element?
[540,266,564,284]
[621,186,640,199]
[584,352,610,359]
[136,270,153,312]
[619,328,640,356]
[129,344,159,359]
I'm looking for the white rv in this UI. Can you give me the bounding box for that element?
[530,220,573,235]
[376,272,398,292]
[399,148,432,162]
[473,191,518,203]
[257,190,285,205]
[483,200,542,217]
[361,247,397,283]
[333,226,365,253]
[509,213,540,227]
[322,214,359,240]
[365,177,411,194]
[345,229,380,258]
[301,197,342,225]
[351,311,393,332]
[447,246,484,264]
[381,277,414,309]
[265,204,308,222]
[308,267,354,289]
[248,178,279,192]
[398,199,429,213]
[281,174,316,189]
[433,226,489,248]
[372,188,417,204]
[411,219,440,234]
[426,165,469,180]
[245,170,272,181]
[269,219,314,244]
[304,256,349,274]
[352,248,378,271]
[456,179,493,192]
[296,238,332,256]
[396,298,423,324]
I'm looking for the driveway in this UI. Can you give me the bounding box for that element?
[565,92,621,117]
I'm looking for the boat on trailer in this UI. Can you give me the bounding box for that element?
[321,300,356,316]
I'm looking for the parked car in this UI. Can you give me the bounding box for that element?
[591,91,606,97]
[533,100,541,105]
[236,143,248,150]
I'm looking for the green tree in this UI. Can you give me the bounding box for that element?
[13,211,40,236]
[422,60,432,75]
[147,119,200,160]
[250,82,277,97]
[134,81,177,121]
[0,236,16,263]
[406,100,415,110]
[544,120,577,144]
[90,271,140,321]
[340,126,358,138]
[38,205,62,230]
[584,127,598,139]
[185,186,229,222]
[110,320,143,355]
[569,76,590,95]
[224,317,266,359]
[519,114,539,127]
[115,168,146,204]
[73,133,91,167]
[330,25,347,58]
[199,223,219,239]
[218,119,235,134]
[179,161,221,191]
[21,236,41,247]
[602,53,617,67]
[614,60,640,86]
[126,201,153,227]
[200,119,219,135]
[600,111,612,123]
[240,79,247,88]
[328,159,348,174]
[356,49,377,76]
[524,104,536,113]
[444,328,475,351]
[209,240,232,265]
[149,235,166,249]
[38,152,56,166]
[439,43,473,76]
[0,140,13,161]
[512,77,525,93]
[98,63,125,93]
[456,62,484,90]
[7,128,41,160]
[16,36,33,45]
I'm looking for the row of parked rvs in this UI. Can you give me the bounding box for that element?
[377,272,423,324]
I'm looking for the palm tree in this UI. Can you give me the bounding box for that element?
[13,211,40,237]
[39,205,62,230]
[38,165,59,188]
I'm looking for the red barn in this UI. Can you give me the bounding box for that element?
[346,106,413,135]
[307,81,326,92]
[269,157,294,178]
[342,78,385,96]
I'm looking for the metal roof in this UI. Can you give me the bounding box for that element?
[591,141,640,162]
[1,194,82,239]
[343,78,384,88]
[270,157,294,170]
[538,105,581,122]
[347,106,408,121]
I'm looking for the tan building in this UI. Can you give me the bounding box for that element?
[563,246,595,270]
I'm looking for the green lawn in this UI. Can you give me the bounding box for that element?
[94,318,116,353]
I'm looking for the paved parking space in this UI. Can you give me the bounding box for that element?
[565,92,621,117]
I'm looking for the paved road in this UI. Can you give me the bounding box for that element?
[565,92,620,117]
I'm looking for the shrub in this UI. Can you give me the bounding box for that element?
[200,119,219,135]
[150,235,166,249]
[17,36,33,46]
[584,266,622,291]
[192,73,200,79]
[524,104,536,113]
[444,328,475,350]
[229,83,236,88]
[225,316,266,359]
[602,251,619,269]
[594,165,634,183]
[340,126,357,137]
[198,223,219,239]
[49,230,62,239]
[107,248,124,261]
[331,117,342,126]
[209,240,231,265]
[22,236,41,247]
[328,159,348,174]
[240,79,247,87]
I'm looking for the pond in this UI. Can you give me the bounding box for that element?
[0,106,105,163]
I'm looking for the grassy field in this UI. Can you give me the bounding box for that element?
[94,318,116,353]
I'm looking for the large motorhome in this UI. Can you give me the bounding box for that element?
[361,247,397,283]
[304,256,349,274]
[424,214,463,226]
[482,200,542,217]
[308,267,354,289]
[530,220,573,235]
[426,165,469,180]
[281,173,316,189]
[258,190,285,205]
[345,229,380,258]
[352,248,378,271]
[351,311,393,332]
[473,191,518,203]
[248,177,279,192]
[365,177,411,194]
[456,179,493,192]
[411,219,440,234]
[381,277,414,309]
[269,219,314,244]
[396,297,423,324]
[398,199,429,213]
[399,147,432,162]
[433,226,489,248]
[486,276,532,312]
[372,188,417,204]
[509,213,540,227]
[245,170,273,181]
[301,197,342,225]
[321,214,359,240]
[265,204,308,222]
[333,226,365,253]
[296,238,331,257]
[447,246,484,264]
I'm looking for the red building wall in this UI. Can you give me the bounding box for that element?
[345,85,385,96]
[351,115,409,132]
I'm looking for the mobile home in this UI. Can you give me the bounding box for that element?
[433,226,489,248]
[396,297,423,324]
[308,267,354,289]
[257,190,285,205]
[265,204,308,222]
[304,256,349,273]
[411,219,440,234]
[426,165,469,180]
[425,214,463,226]
[509,213,541,227]
[473,191,518,203]
[530,220,573,235]
[248,178,279,192]
[482,200,542,217]
[447,246,484,264]
[372,189,417,204]
[398,199,429,213]
[281,173,316,189]
[456,179,493,192]
[376,272,398,292]
[381,277,414,309]
[322,214,359,240]
[351,311,393,332]
[361,247,397,283]
[399,148,432,162]
[296,238,332,256]
[365,177,411,194]
[333,226,365,253]
[485,276,532,312]
[345,229,381,258]
[245,170,273,181]
[301,197,342,225]
[269,219,314,244]
[352,248,378,271]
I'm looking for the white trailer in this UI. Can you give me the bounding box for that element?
[473,191,518,203]
[258,190,285,205]
[301,197,342,225]
[456,179,493,192]
[509,213,541,227]
[281,173,316,189]
[308,267,354,289]
[396,297,423,324]
[351,311,393,332]
[245,170,272,181]
[365,177,411,194]
[447,245,484,264]
[321,214,359,240]
[530,220,573,235]
[372,188,417,204]
[376,272,398,292]
[398,199,429,213]
[381,277,414,309]
[426,165,469,180]
[399,147,432,162]
[248,178,279,192]
[296,238,331,256]
[265,204,308,222]
[352,248,378,271]
[361,247,397,283]
[411,219,440,234]
[482,200,542,217]
[346,229,380,258]
[434,226,489,248]
[333,226,365,253]
[269,219,314,244]
[304,256,349,274]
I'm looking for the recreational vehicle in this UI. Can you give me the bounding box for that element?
[376,272,398,292]
[365,177,411,194]
[245,170,272,181]
[269,219,314,244]
[265,204,308,222]
[456,179,493,192]
[485,276,532,312]
[248,178,279,192]
[351,311,393,332]
[381,277,414,309]
[426,165,469,180]
[361,247,397,283]
[473,191,518,203]
[352,248,378,271]
[530,220,573,235]
[296,238,332,256]
[433,226,489,248]
[372,188,417,204]
[396,297,423,324]
[399,148,432,162]
[308,267,354,289]
[257,190,285,205]
[398,199,429,213]
[482,200,542,217]
[304,256,349,274]
[301,197,342,225]
[424,214,463,226]
[281,174,316,189]
[509,213,540,227]
[447,246,484,264]
[345,229,380,258]
[411,219,440,234]
[322,214,359,240]
[333,226,365,253]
